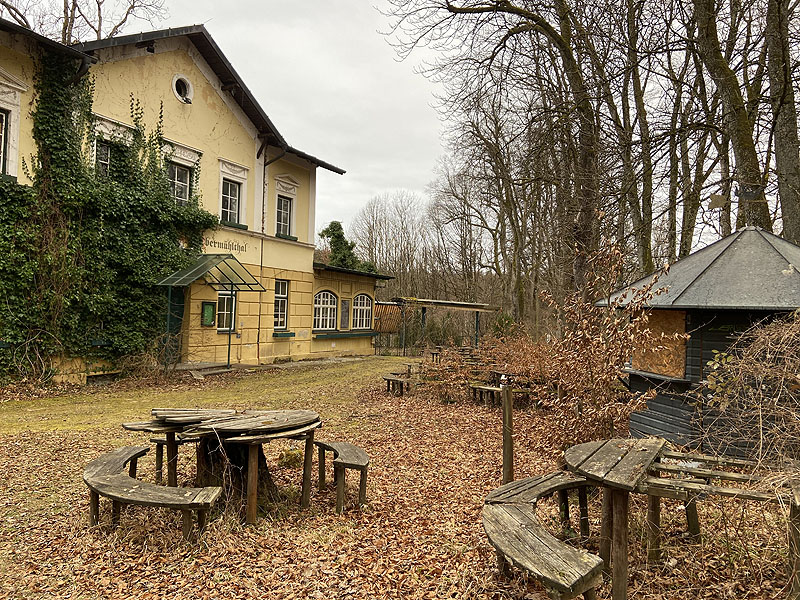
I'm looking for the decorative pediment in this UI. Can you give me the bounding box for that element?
[274,173,300,196]
[0,66,28,93]
[219,158,248,180]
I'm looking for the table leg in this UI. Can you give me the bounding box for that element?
[685,495,701,541]
[165,432,178,487]
[88,490,99,526]
[611,489,629,600]
[301,430,315,509]
[579,486,590,541]
[647,494,662,563]
[600,487,614,573]
[790,502,800,599]
[246,443,258,525]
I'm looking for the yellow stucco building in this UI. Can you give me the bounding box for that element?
[1,20,389,368]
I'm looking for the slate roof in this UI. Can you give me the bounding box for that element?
[605,227,800,310]
[73,25,344,174]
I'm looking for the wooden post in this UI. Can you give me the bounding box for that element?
[197,509,207,532]
[646,495,662,563]
[600,487,614,573]
[246,443,258,525]
[579,486,590,540]
[790,502,800,599]
[88,490,100,527]
[501,385,514,485]
[559,489,570,528]
[128,458,138,478]
[611,489,629,600]
[335,465,345,514]
[301,430,314,509]
[685,495,701,541]
[181,510,193,541]
[111,501,121,528]
[358,468,368,506]
[154,443,163,484]
[165,432,178,487]
[318,446,326,491]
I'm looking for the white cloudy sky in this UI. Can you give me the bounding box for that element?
[151,0,444,233]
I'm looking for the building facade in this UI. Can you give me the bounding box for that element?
[2,21,388,368]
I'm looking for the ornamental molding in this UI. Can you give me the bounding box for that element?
[219,158,248,180]
[0,67,27,93]
[274,173,300,196]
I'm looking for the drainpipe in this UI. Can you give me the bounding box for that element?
[255,139,288,363]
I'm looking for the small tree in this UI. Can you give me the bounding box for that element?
[319,221,376,273]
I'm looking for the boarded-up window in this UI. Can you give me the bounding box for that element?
[631,309,687,378]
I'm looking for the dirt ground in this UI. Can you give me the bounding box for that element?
[0,357,791,599]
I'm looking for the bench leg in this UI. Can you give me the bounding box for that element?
[685,495,701,541]
[318,446,326,491]
[583,589,597,600]
[335,465,345,514]
[496,550,510,577]
[301,430,314,509]
[88,490,100,527]
[246,443,258,525]
[358,468,368,506]
[558,489,570,528]
[166,432,178,487]
[647,495,662,563]
[579,487,590,541]
[611,489,629,600]
[111,501,121,528]
[155,443,163,484]
[128,458,138,478]
[181,510,193,541]
[197,509,207,532]
[600,487,613,573]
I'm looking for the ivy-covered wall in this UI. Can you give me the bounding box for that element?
[0,51,217,376]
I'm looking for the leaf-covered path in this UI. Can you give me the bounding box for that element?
[0,357,789,599]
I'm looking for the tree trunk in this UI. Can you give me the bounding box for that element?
[766,0,800,243]
[693,0,772,231]
[196,437,279,514]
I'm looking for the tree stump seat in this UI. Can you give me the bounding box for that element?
[315,440,369,514]
[484,471,602,600]
[83,445,221,541]
[149,436,201,484]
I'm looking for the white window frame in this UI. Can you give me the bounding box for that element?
[95,140,111,176]
[274,279,289,330]
[274,174,298,238]
[0,109,8,175]
[0,66,27,178]
[168,162,191,204]
[217,291,236,332]
[221,178,241,223]
[352,294,373,329]
[276,194,293,237]
[219,158,248,226]
[313,291,337,331]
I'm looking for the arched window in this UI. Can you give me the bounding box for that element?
[313,291,337,330]
[352,294,373,329]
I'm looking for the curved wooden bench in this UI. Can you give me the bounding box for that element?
[314,440,369,513]
[484,472,603,600]
[84,446,222,540]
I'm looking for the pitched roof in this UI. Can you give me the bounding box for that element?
[0,17,95,62]
[73,25,344,174]
[606,227,800,310]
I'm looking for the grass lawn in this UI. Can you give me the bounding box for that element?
[0,356,791,599]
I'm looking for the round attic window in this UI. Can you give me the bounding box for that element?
[172,74,193,104]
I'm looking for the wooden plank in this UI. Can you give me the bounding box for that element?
[573,440,634,483]
[563,440,608,473]
[660,449,759,468]
[604,439,665,491]
[121,421,183,433]
[83,446,150,480]
[650,462,761,483]
[647,495,661,563]
[224,421,322,444]
[599,488,613,573]
[301,430,314,509]
[611,489,629,600]
[86,474,221,509]
[637,476,783,503]
[246,444,258,525]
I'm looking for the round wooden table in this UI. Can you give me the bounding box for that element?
[124,408,322,524]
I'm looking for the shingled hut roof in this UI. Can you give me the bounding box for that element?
[605,227,800,310]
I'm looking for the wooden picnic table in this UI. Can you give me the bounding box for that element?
[564,438,799,600]
[124,408,321,524]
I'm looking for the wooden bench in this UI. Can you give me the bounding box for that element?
[84,446,222,541]
[484,471,603,599]
[149,436,201,484]
[314,440,369,513]
[383,375,411,396]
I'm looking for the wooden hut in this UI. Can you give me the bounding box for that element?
[605,226,800,453]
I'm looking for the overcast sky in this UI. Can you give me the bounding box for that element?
[152,0,444,234]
